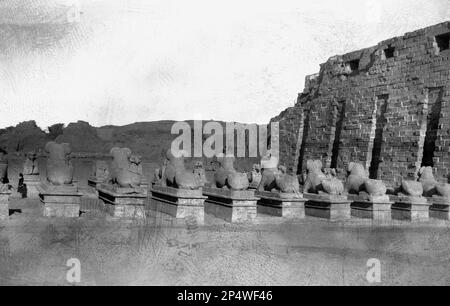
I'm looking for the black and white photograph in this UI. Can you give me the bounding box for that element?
[1,0,450,291]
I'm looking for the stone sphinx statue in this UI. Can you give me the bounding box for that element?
[0,149,8,184]
[90,160,109,183]
[109,147,143,188]
[364,179,387,197]
[345,162,367,194]
[304,159,344,195]
[257,154,279,192]
[214,155,249,191]
[435,183,450,198]
[418,166,437,197]
[153,159,167,186]
[248,164,262,189]
[45,142,74,185]
[321,167,345,195]
[416,166,450,199]
[398,180,424,197]
[275,165,301,194]
[161,149,202,190]
[23,151,39,175]
[303,160,327,194]
[193,161,207,187]
[345,162,387,197]
[257,154,300,194]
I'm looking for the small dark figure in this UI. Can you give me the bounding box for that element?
[17,173,27,199]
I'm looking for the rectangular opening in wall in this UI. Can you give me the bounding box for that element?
[436,33,450,52]
[369,94,389,179]
[421,87,444,167]
[297,110,310,175]
[330,100,346,169]
[384,45,395,59]
[346,59,360,72]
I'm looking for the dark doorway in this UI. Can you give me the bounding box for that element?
[330,100,347,169]
[435,33,450,52]
[369,94,389,179]
[297,110,310,175]
[421,87,443,167]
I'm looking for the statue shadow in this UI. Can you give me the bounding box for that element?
[9,209,22,216]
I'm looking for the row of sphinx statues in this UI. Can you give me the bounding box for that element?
[0,142,75,187]
[303,160,450,199]
[0,142,147,189]
[152,149,300,193]
[153,149,450,199]
[2,141,450,199]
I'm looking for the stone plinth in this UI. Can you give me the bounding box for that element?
[304,193,352,220]
[24,174,41,197]
[390,195,431,221]
[256,190,306,219]
[97,184,147,219]
[149,185,206,224]
[430,196,450,220]
[348,194,393,220]
[0,189,11,220]
[38,183,82,218]
[87,177,106,189]
[80,193,104,213]
[203,187,258,223]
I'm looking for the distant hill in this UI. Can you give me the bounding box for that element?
[0,120,263,167]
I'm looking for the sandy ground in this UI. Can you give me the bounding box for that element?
[1,196,450,286]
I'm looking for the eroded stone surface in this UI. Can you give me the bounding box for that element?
[38,182,82,218]
[248,164,262,189]
[203,187,257,201]
[110,147,143,188]
[149,185,206,224]
[0,190,10,220]
[214,155,249,191]
[258,154,301,194]
[98,184,147,219]
[400,181,424,198]
[304,192,351,220]
[418,166,438,197]
[45,142,74,185]
[345,162,367,194]
[436,184,450,198]
[256,190,306,219]
[204,199,257,223]
[157,149,203,190]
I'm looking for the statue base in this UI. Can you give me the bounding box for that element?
[80,192,104,213]
[149,185,206,224]
[304,193,352,220]
[390,195,430,221]
[430,196,450,220]
[203,187,258,223]
[38,183,82,218]
[0,188,11,220]
[88,177,107,189]
[256,190,306,219]
[97,184,147,219]
[348,194,393,220]
[24,174,41,197]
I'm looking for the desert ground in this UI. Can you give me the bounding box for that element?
[1,159,450,286]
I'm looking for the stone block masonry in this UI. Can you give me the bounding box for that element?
[272,22,450,188]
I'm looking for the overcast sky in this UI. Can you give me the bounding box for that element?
[0,0,449,128]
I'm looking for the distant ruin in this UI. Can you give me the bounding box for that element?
[273,21,450,188]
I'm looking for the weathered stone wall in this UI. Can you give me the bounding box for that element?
[272,22,450,187]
